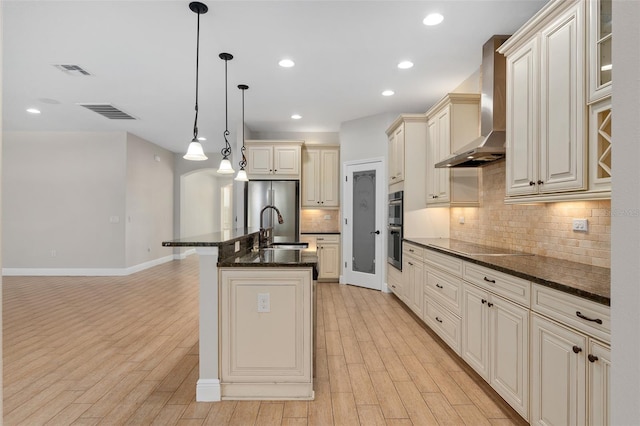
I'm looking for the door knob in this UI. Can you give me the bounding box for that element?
[371,230,380,235]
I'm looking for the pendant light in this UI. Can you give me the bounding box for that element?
[183,2,208,161]
[235,84,249,182]
[217,53,235,174]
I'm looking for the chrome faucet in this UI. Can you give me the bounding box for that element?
[259,205,284,247]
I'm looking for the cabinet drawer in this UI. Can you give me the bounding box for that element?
[314,234,339,244]
[423,298,461,355]
[463,262,530,306]
[424,249,463,277]
[387,266,403,296]
[403,243,424,260]
[532,284,610,343]
[425,268,462,316]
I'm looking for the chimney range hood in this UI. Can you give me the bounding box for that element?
[435,36,509,168]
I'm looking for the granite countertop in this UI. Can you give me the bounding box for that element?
[162,228,260,247]
[218,249,318,268]
[406,238,611,306]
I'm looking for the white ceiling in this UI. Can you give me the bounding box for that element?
[3,0,548,154]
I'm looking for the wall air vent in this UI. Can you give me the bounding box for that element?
[78,104,137,120]
[53,64,92,76]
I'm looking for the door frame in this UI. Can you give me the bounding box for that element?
[342,157,385,290]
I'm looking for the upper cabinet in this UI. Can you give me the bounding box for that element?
[588,0,612,102]
[425,94,481,207]
[302,146,340,208]
[245,141,302,179]
[500,0,610,202]
[387,123,405,185]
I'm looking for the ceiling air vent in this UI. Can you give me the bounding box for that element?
[53,64,92,76]
[79,104,137,120]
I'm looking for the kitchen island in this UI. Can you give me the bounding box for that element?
[162,229,317,401]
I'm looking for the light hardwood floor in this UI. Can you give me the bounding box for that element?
[3,256,526,425]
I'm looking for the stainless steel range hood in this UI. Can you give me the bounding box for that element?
[435,36,509,168]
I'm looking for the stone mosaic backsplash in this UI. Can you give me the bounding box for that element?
[449,161,611,268]
[301,209,341,233]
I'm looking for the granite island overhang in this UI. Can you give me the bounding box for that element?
[162,229,318,401]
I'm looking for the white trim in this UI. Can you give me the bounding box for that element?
[2,254,175,276]
[196,378,221,402]
[175,248,197,260]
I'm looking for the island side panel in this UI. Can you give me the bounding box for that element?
[195,246,221,402]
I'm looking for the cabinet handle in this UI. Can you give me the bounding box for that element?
[433,195,439,199]
[408,262,414,266]
[435,317,443,323]
[409,249,414,252]
[537,180,544,185]
[391,284,396,289]
[481,299,487,304]
[572,345,582,354]
[576,311,603,324]
[529,181,536,186]
[392,176,397,180]
[317,238,324,241]
[435,283,443,289]
[588,354,599,363]
[487,302,494,307]
[483,277,496,284]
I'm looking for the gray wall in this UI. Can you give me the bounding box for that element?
[2,131,174,272]
[339,111,399,165]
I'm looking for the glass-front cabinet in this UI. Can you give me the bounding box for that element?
[589,0,612,102]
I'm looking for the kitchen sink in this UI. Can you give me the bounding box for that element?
[263,242,309,250]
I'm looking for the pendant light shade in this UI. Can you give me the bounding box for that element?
[184,2,208,161]
[217,53,235,174]
[235,84,249,182]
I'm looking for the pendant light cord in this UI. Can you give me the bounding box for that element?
[239,85,248,170]
[221,54,232,159]
[193,9,201,141]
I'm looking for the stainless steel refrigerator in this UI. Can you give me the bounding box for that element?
[245,180,300,242]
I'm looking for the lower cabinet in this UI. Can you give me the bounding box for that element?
[530,313,610,426]
[462,283,529,419]
[423,264,463,355]
[402,243,424,317]
[301,234,340,281]
[387,264,403,297]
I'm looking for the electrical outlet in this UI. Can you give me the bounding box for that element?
[324,214,331,220]
[572,218,589,232]
[235,241,240,252]
[459,216,465,224]
[257,293,270,313]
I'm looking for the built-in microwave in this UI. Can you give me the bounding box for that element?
[388,191,403,226]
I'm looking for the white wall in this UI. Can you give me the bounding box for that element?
[125,133,174,268]
[339,111,398,165]
[3,131,127,269]
[251,131,339,146]
[611,1,640,422]
[1,1,5,414]
[181,170,221,238]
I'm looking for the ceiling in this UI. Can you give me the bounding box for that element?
[3,0,548,155]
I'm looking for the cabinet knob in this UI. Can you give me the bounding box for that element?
[572,345,582,354]
[408,262,414,266]
[537,180,544,185]
[436,283,443,289]
[588,354,599,363]
[481,299,487,304]
[487,302,494,307]
[392,176,397,180]
[391,284,396,289]
[529,181,536,186]
[317,201,321,204]
[435,317,443,323]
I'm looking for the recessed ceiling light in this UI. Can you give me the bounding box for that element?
[291,114,302,120]
[423,13,444,26]
[398,61,414,69]
[26,108,41,114]
[198,136,207,141]
[279,59,295,68]
[382,90,395,97]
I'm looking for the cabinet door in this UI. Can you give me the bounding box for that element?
[490,296,529,420]
[461,283,490,380]
[588,340,610,426]
[539,2,586,193]
[434,108,451,203]
[406,257,424,316]
[273,145,300,175]
[320,149,340,207]
[506,37,539,196]
[318,243,340,280]
[247,145,274,175]
[302,149,320,207]
[588,0,612,102]
[425,118,438,203]
[394,125,405,183]
[531,314,587,426]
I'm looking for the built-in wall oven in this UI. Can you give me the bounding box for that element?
[387,191,403,270]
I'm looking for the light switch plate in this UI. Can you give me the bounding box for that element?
[257,293,270,313]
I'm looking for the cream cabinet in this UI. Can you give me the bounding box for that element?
[302,146,339,208]
[387,263,403,297]
[219,268,313,399]
[301,234,340,281]
[387,122,405,185]
[588,0,612,103]
[461,283,529,419]
[531,283,611,426]
[588,97,612,194]
[425,94,480,207]
[501,1,592,201]
[245,141,302,179]
[402,243,424,317]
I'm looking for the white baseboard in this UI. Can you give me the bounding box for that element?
[196,379,221,402]
[2,254,175,277]
[175,248,196,260]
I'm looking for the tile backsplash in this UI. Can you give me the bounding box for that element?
[301,209,341,233]
[450,161,611,268]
